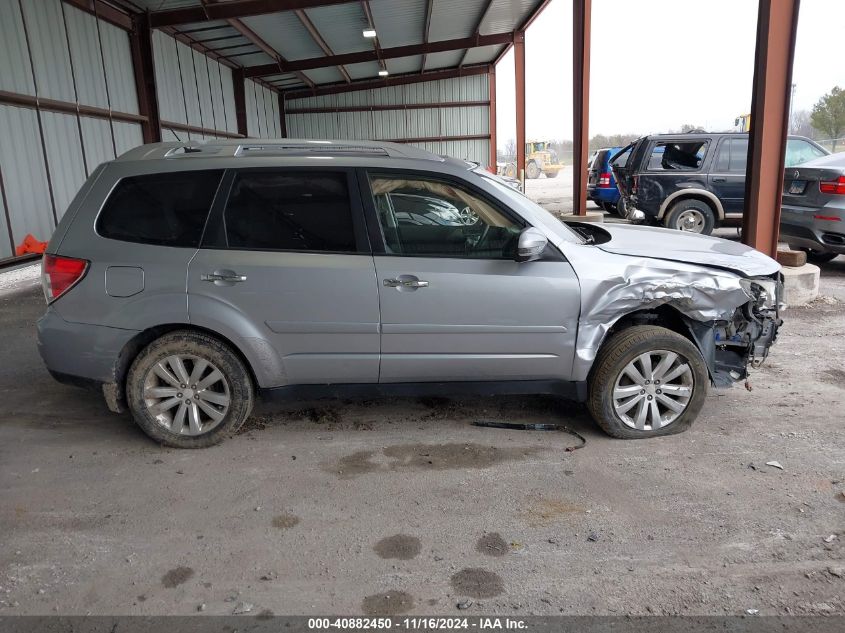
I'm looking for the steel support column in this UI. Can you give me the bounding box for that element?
[278,92,287,138]
[514,31,526,185]
[742,0,801,257]
[129,12,161,144]
[233,68,249,137]
[572,0,591,216]
[488,67,497,172]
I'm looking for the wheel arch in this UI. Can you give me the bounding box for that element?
[110,323,263,413]
[657,189,724,221]
[586,305,716,385]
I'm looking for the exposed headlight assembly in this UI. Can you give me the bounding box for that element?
[740,278,778,310]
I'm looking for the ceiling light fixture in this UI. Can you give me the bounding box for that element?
[363,29,377,38]
[378,69,389,76]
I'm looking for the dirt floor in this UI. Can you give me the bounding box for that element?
[1,255,844,617]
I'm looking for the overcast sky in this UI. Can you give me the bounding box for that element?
[494,0,845,146]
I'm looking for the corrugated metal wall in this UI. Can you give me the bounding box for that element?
[0,0,142,259]
[245,79,282,139]
[285,75,491,166]
[152,30,239,141]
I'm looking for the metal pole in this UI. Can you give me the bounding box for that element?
[129,11,162,144]
[572,0,591,217]
[233,68,249,137]
[488,67,497,172]
[742,0,801,258]
[514,31,526,188]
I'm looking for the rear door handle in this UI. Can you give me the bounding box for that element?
[712,177,727,182]
[383,278,429,288]
[201,271,247,283]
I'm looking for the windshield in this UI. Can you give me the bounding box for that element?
[473,167,584,244]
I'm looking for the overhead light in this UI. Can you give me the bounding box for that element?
[378,69,389,77]
[363,29,377,38]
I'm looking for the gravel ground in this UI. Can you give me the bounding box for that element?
[0,256,843,617]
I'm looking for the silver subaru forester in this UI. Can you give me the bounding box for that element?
[37,140,782,448]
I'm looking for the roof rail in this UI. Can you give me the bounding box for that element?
[116,139,444,162]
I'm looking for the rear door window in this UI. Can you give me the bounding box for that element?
[646,141,709,171]
[223,171,357,253]
[97,170,223,247]
[714,138,749,172]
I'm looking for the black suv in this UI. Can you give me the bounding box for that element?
[610,133,828,234]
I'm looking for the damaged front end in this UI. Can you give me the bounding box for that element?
[568,245,783,389]
[686,274,783,386]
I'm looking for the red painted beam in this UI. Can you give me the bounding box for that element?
[283,64,492,99]
[742,0,801,258]
[488,68,497,172]
[149,0,356,28]
[572,0,591,216]
[245,32,514,77]
[129,12,162,144]
[232,68,249,136]
[286,100,490,114]
[514,31,526,184]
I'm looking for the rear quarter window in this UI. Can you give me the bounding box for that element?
[97,170,224,247]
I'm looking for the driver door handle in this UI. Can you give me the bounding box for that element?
[383,278,429,288]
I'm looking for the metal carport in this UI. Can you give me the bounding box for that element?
[0,0,801,263]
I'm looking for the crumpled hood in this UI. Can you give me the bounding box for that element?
[593,223,780,277]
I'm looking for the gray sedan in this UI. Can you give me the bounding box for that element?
[781,151,845,263]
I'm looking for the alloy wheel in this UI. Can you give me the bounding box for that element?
[142,354,231,435]
[612,350,693,431]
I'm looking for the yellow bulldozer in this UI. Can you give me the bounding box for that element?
[499,140,565,179]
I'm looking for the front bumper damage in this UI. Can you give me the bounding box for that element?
[686,275,783,386]
[569,251,783,387]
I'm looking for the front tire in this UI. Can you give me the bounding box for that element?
[526,161,541,179]
[664,199,716,235]
[126,330,254,448]
[587,325,708,439]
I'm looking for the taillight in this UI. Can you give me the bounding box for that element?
[820,176,845,195]
[41,254,88,303]
[632,175,639,194]
[598,172,611,187]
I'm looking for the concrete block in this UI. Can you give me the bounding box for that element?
[560,211,604,223]
[776,249,807,267]
[781,263,820,307]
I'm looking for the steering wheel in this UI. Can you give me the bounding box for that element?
[457,206,480,226]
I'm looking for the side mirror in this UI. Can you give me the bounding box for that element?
[515,227,548,262]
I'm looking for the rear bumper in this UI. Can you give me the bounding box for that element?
[780,205,845,254]
[587,185,619,204]
[37,308,138,387]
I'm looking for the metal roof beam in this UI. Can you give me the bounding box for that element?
[149,0,357,27]
[246,32,514,77]
[294,9,352,83]
[459,0,496,67]
[420,0,433,72]
[283,64,492,99]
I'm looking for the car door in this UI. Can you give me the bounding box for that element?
[360,169,581,383]
[188,168,380,386]
[709,136,748,216]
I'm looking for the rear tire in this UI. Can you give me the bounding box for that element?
[126,330,254,448]
[544,170,559,178]
[615,197,627,218]
[587,325,709,439]
[664,199,716,235]
[600,201,615,213]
